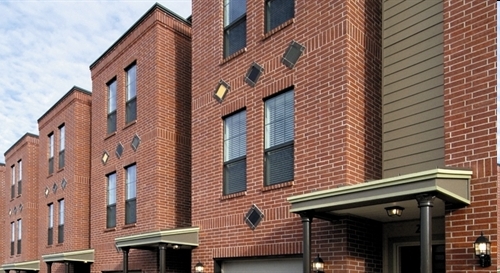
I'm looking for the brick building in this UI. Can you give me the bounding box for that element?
[37,86,93,273]
[1,133,40,272]
[89,4,192,273]
[191,1,496,273]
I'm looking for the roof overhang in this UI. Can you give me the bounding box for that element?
[2,260,40,271]
[288,168,472,222]
[42,249,94,263]
[115,227,199,250]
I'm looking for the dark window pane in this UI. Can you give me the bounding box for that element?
[125,198,136,224]
[224,0,246,26]
[17,181,22,195]
[107,111,117,134]
[59,150,65,169]
[224,17,246,57]
[107,204,116,228]
[17,239,21,254]
[224,158,247,194]
[266,0,294,32]
[10,241,14,256]
[265,143,294,185]
[11,184,14,199]
[126,97,137,123]
[58,225,64,243]
[48,228,53,245]
[48,157,54,175]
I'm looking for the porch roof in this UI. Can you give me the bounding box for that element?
[288,168,472,221]
[1,260,40,271]
[115,227,199,250]
[42,249,94,263]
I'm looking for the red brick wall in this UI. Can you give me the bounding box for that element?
[3,134,39,264]
[443,0,497,272]
[191,0,381,271]
[90,5,191,273]
[37,87,92,273]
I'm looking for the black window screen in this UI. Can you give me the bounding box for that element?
[223,111,247,194]
[266,0,294,32]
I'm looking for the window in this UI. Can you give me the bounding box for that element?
[48,203,53,245]
[106,173,117,228]
[58,199,64,243]
[48,133,54,174]
[17,160,22,195]
[126,64,137,123]
[10,165,15,199]
[265,0,294,32]
[264,90,294,185]
[107,79,117,134]
[125,164,137,224]
[17,219,21,254]
[223,111,247,194]
[59,124,65,169]
[223,0,246,57]
[10,222,14,255]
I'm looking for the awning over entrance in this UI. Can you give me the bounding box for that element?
[115,226,200,249]
[287,168,472,273]
[115,227,200,273]
[42,249,94,263]
[288,168,472,220]
[2,260,40,271]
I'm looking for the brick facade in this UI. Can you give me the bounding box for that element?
[2,134,40,265]
[0,163,5,273]
[89,4,191,273]
[37,87,92,273]
[191,0,382,271]
[443,0,497,271]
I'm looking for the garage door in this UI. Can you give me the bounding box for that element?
[221,258,302,273]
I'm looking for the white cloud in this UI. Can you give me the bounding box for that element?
[0,0,191,161]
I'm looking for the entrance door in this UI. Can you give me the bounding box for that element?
[398,244,445,273]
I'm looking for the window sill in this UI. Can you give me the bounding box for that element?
[123,120,137,130]
[220,47,247,66]
[57,167,65,173]
[262,180,294,192]
[56,243,64,246]
[104,227,116,232]
[104,132,117,140]
[16,194,21,198]
[262,18,294,41]
[220,191,247,200]
[122,223,136,229]
[46,245,53,248]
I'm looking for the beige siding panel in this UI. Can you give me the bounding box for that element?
[384,1,440,30]
[384,159,445,177]
[385,138,444,160]
[384,65,443,95]
[384,107,443,133]
[385,96,443,123]
[385,44,443,76]
[382,0,444,177]
[384,117,443,141]
[385,85,443,113]
[384,77,443,104]
[385,127,444,150]
[384,1,423,20]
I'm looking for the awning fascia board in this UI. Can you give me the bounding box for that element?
[1,260,40,271]
[115,227,200,249]
[288,168,472,213]
[42,249,94,263]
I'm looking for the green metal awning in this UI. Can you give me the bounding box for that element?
[42,249,94,263]
[2,260,40,271]
[115,227,199,249]
[288,168,472,221]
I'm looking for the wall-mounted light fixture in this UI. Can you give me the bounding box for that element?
[474,231,491,267]
[312,254,324,273]
[194,261,204,273]
[385,206,404,217]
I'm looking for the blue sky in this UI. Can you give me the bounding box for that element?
[0,0,191,162]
